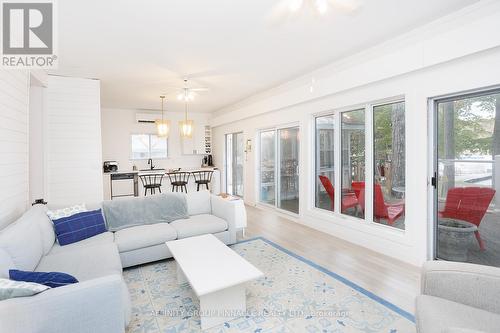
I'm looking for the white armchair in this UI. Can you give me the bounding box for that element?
[416,261,500,333]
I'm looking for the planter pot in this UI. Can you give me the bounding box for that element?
[438,218,478,262]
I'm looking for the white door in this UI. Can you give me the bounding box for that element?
[45,76,103,205]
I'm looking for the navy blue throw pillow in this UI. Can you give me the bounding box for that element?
[52,209,106,245]
[9,270,78,288]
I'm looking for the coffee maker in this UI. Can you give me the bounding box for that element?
[202,155,214,167]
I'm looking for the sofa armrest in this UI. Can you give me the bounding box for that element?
[421,261,500,314]
[210,195,246,244]
[0,274,126,333]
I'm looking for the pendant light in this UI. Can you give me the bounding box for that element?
[156,95,170,138]
[179,79,194,138]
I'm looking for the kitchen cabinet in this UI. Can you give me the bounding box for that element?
[181,124,211,155]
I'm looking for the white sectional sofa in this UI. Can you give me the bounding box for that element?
[0,190,243,333]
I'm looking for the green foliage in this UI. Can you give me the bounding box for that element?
[438,95,498,157]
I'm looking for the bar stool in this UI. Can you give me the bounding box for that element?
[166,172,191,193]
[191,170,214,191]
[138,173,164,196]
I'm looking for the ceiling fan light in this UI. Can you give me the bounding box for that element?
[289,0,303,12]
[316,0,328,15]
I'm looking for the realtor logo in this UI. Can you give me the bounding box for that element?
[1,1,57,68]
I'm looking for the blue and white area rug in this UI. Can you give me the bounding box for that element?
[124,237,415,333]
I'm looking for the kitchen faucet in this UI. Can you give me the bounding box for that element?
[147,158,155,170]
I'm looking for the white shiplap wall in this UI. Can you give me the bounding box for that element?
[46,76,103,205]
[0,70,29,228]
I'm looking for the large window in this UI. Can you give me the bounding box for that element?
[131,134,168,159]
[259,127,300,214]
[315,115,335,211]
[373,102,405,229]
[314,101,406,230]
[341,109,365,219]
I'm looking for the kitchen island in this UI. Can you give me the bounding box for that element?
[102,167,220,200]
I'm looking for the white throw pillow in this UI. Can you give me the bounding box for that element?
[46,204,87,220]
[0,278,50,300]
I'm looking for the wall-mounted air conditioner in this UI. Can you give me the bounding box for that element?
[135,112,160,124]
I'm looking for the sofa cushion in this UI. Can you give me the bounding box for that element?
[48,231,114,255]
[114,224,177,253]
[0,248,15,278]
[36,243,122,282]
[34,206,56,255]
[416,295,500,333]
[103,193,188,231]
[0,208,44,274]
[170,214,228,239]
[52,209,107,246]
[186,190,211,216]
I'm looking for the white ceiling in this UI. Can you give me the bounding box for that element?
[53,0,479,113]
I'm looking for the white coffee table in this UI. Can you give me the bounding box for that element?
[165,234,263,330]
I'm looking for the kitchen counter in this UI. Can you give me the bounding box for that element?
[103,167,220,200]
[104,166,218,175]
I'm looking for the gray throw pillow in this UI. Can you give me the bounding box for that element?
[0,278,50,300]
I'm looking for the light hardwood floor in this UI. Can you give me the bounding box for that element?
[241,205,421,314]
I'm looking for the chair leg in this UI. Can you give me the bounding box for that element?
[158,186,161,193]
[205,183,209,190]
[144,188,147,196]
[197,183,200,191]
[475,230,486,251]
[184,185,188,193]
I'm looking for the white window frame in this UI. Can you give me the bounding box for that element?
[257,123,300,217]
[130,133,168,160]
[311,97,406,232]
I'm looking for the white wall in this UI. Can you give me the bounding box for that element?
[29,74,47,202]
[0,70,30,228]
[211,0,500,266]
[45,75,103,205]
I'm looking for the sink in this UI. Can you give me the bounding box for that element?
[139,168,165,172]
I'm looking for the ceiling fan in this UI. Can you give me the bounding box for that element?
[269,0,361,21]
[176,78,209,102]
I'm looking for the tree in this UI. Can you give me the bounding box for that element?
[391,102,405,189]
[442,101,456,194]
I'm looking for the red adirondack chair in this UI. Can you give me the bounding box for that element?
[319,175,358,212]
[351,181,405,225]
[439,187,495,251]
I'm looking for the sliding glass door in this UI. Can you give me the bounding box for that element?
[225,132,244,197]
[260,131,276,205]
[259,126,300,214]
[278,127,300,213]
[434,89,500,267]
